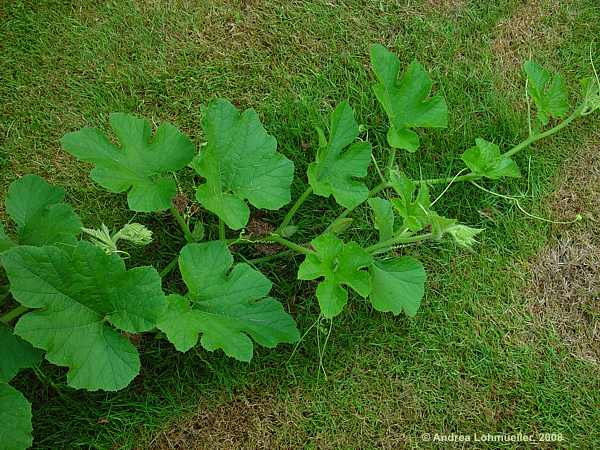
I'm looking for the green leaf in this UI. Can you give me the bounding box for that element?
[328,218,353,235]
[191,221,205,242]
[0,383,33,450]
[298,234,372,318]
[368,197,394,242]
[389,171,433,232]
[0,224,16,253]
[0,324,43,383]
[524,60,569,126]
[429,214,457,240]
[370,44,448,152]
[5,175,82,247]
[307,101,372,209]
[581,77,600,115]
[192,99,294,230]
[461,138,521,179]
[2,242,166,391]
[369,257,426,317]
[62,113,195,212]
[447,224,484,249]
[158,242,299,361]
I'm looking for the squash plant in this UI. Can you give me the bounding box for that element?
[1,44,598,449]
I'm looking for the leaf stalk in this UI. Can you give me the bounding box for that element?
[268,234,314,255]
[170,206,194,243]
[276,186,313,234]
[366,233,433,254]
[0,305,29,324]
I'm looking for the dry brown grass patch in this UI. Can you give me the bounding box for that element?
[424,0,464,12]
[150,391,307,450]
[526,139,600,365]
[490,0,575,94]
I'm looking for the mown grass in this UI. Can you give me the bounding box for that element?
[1,0,599,448]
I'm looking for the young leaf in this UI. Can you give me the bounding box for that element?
[4,175,82,247]
[0,383,33,450]
[429,214,457,240]
[192,99,294,230]
[389,171,432,232]
[2,242,166,391]
[158,242,299,361]
[0,324,43,383]
[369,257,426,316]
[62,113,195,212]
[307,101,372,209]
[461,138,520,179]
[297,234,372,318]
[328,218,353,235]
[447,224,483,249]
[524,60,569,126]
[370,44,448,152]
[581,77,600,115]
[368,197,395,242]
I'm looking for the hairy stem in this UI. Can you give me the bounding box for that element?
[385,146,396,178]
[159,255,179,278]
[276,186,313,234]
[0,305,29,324]
[366,233,433,254]
[268,235,314,255]
[244,249,296,265]
[504,106,583,157]
[170,206,194,243]
[218,219,226,241]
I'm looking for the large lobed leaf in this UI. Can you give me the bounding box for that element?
[192,99,294,230]
[0,325,43,384]
[62,113,195,212]
[2,175,82,249]
[307,101,372,209]
[0,383,33,450]
[2,242,167,391]
[298,234,372,318]
[461,138,520,179]
[0,327,40,450]
[369,257,426,317]
[370,44,448,152]
[524,60,569,126]
[158,242,299,361]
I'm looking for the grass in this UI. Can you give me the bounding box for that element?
[1,0,599,448]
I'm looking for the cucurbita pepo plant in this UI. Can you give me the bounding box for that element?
[1,44,599,448]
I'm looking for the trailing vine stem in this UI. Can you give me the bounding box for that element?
[1,102,585,327]
[267,235,315,255]
[235,101,587,265]
[325,103,586,235]
[366,233,434,254]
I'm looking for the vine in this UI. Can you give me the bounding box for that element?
[0,44,598,449]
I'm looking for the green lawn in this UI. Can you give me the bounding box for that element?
[1,0,599,448]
